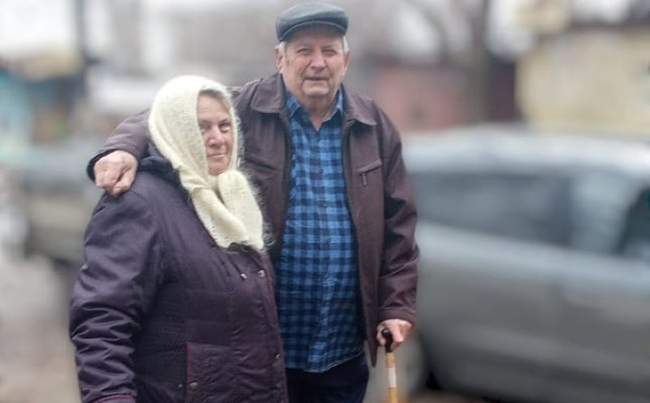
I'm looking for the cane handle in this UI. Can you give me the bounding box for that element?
[382,329,399,403]
[381,328,394,353]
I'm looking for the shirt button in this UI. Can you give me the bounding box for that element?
[274,353,280,360]
[189,381,199,390]
[257,269,266,278]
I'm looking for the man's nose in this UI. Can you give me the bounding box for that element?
[310,51,326,68]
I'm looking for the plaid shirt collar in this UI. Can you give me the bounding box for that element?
[285,90,344,125]
[252,74,377,125]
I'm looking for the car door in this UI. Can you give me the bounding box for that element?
[413,168,573,401]
[548,180,650,403]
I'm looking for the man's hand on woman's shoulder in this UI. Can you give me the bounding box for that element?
[94,150,138,196]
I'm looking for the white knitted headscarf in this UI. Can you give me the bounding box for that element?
[148,75,264,250]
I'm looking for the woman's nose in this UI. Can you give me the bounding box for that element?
[205,129,225,145]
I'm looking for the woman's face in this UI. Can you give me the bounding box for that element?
[197,95,234,176]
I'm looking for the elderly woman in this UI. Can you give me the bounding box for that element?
[69,76,287,403]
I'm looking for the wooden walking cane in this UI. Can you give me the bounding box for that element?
[382,329,399,403]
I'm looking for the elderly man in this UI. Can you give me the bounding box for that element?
[89,2,418,402]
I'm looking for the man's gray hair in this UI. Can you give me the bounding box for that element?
[275,36,350,54]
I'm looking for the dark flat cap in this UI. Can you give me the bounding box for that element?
[276,2,348,42]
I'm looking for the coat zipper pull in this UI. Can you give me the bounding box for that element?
[361,173,368,187]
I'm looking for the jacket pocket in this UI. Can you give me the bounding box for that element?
[185,342,233,403]
[357,159,383,187]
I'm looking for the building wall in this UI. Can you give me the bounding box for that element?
[518,26,650,135]
[368,64,467,134]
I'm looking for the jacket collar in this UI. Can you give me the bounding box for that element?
[250,73,377,127]
[140,143,181,186]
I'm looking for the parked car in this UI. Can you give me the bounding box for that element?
[405,127,650,403]
[2,138,102,265]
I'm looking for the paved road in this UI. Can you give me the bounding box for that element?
[0,254,79,403]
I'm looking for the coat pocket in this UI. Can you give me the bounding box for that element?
[185,342,233,403]
[357,159,383,187]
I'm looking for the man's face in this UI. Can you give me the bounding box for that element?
[197,95,234,176]
[276,27,350,109]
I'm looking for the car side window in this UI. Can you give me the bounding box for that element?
[616,188,650,262]
[411,170,573,247]
[570,173,644,257]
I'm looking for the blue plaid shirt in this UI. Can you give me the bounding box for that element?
[275,91,363,372]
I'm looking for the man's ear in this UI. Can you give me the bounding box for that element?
[274,47,284,72]
[343,51,351,75]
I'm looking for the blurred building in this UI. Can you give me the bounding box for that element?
[491,0,650,136]
[81,0,513,133]
[0,0,85,160]
[0,0,521,138]
[3,0,649,147]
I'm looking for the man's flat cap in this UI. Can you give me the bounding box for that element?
[276,2,348,42]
